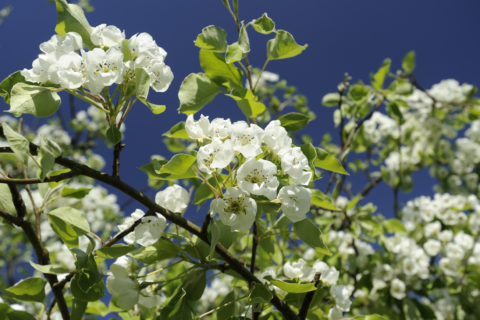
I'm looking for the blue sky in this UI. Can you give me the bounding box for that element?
[1,0,480,222]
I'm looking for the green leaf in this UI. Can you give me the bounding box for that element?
[159,287,193,320]
[384,218,407,234]
[138,98,166,115]
[267,30,308,61]
[194,25,228,52]
[7,311,37,320]
[61,187,91,199]
[70,249,104,301]
[158,154,196,176]
[106,126,122,145]
[386,101,405,124]
[349,83,369,101]
[135,68,150,100]
[47,207,90,247]
[5,277,46,302]
[218,292,237,320]
[199,49,243,88]
[0,71,26,104]
[371,58,391,91]
[84,300,111,317]
[55,0,94,49]
[0,184,16,215]
[129,238,179,264]
[2,123,29,164]
[402,51,416,74]
[346,195,362,210]
[71,298,88,320]
[96,244,138,259]
[250,283,273,303]
[353,316,388,320]
[163,122,189,139]
[29,261,70,275]
[278,112,311,131]
[8,83,61,117]
[293,219,329,252]
[183,271,206,301]
[315,148,348,175]
[226,89,266,118]
[311,189,339,211]
[225,42,244,64]
[252,13,275,34]
[321,92,340,107]
[238,23,250,54]
[178,73,221,115]
[38,137,62,180]
[269,279,316,293]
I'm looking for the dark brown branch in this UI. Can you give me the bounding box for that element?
[200,210,212,238]
[112,143,124,178]
[359,176,383,197]
[0,170,78,184]
[298,272,321,320]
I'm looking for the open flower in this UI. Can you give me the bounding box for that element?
[118,209,167,247]
[155,184,189,214]
[83,47,124,94]
[237,158,279,200]
[197,139,234,174]
[277,185,311,222]
[106,256,139,310]
[185,114,211,140]
[280,147,312,185]
[91,24,125,47]
[390,278,406,300]
[210,187,256,232]
[263,120,291,155]
[230,121,264,158]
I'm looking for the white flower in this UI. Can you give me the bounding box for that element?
[280,147,312,185]
[21,53,54,83]
[263,120,291,154]
[48,51,85,89]
[439,257,458,277]
[119,209,167,247]
[283,259,307,279]
[40,32,83,54]
[390,278,406,300]
[328,307,343,320]
[424,221,441,237]
[330,285,352,312]
[210,187,256,232]
[155,184,189,214]
[277,185,311,222]
[146,60,173,92]
[321,267,339,286]
[129,32,167,68]
[454,231,474,251]
[106,257,139,310]
[91,24,125,47]
[210,118,232,139]
[197,139,235,174]
[237,158,279,200]
[230,121,264,158]
[423,239,441,256]
[303,248,316,261]
[438,229,453,242]
[445,243,464,261]
[185,114,211,140]
[83,47,124,94]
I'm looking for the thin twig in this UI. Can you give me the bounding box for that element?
[112,143,125,178]
[298,272,321,319]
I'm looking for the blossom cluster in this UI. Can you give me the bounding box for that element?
[21,24,173,94]
[186,115,313,231]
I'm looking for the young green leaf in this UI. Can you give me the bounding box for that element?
[178,73,221,115]
[5,277,46,303]
[252,13,275,34]
[315,148,348,175]
[47,207,90,247]
[311,189,339,211]
[61,187,92,199]
[29,261,70,275]
[0,184,16,215]
[402,51,416,74]
[163,122,189,139]
[135,68,151,101]
[194,25,228,52]
[138,98,166,115]
[55,0,94,48]
[267,30,308,61]
[95,244,138,259]
[384,218,407,234]
[106,126,122,145]
[226,89,266,118]
[321,92,341,107]
[9,83,61,118]
[199,49,243,89]
[2,123,30,164]
[278,112,311,131]
[371,58,391,91]
[0,71,26,104]
[225,42,244,64]
[269,279,316,293]
[293,219,329,252]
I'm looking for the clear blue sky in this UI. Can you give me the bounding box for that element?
[1,0,480,221]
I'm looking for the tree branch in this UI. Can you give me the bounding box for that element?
[0,170,78,184]
[112,142,124,178]
[298,272,321,320]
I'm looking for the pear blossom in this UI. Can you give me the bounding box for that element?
[230,121,264,158]
[280,147,312,185]
[129,32,167,65]
[454,231,474,250]
[21,53,55,83]
[321,266,339,286]
[328,307,343,320]
[423,239,441,256]
[83,47,124,94]
[283,259,307,279]
[39,32,83,54]
[106,256,139,310]
[147,60,173,92]
[277,185,311,222]
[197,139,234,174]
[155,184,189,214]
[390,278,406,300]
[263,120,292,154]
[237,158,279,200]
[185,114,211,140]
[330,285,352,312]
[47,51,85,89]
[210,187,256,232]
[210,118,232,139]
[118,209,167,247]
[438,229,453,242]
[91,24,125,47]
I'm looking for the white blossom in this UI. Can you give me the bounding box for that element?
[423,239,441,256]
[106,257,139,310]
[197,139,234,174]
[83,47,124,94]
[321,267,339,286]
[118,209,167,247]
[390,278,406,300]
[91,24,125,47]
[263,120,291,154]
[283,259,307,279]
[146,60,173,92]
[40,32,83,54]
[280,147,312,185]
[185,114,210,140]
[210,118,232,139]
[277,185,311,222]
[210,187,256,232]
[237,158,279,200]
[155,184,189,214]
[230,121,264,158]
[330,285,352,312]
